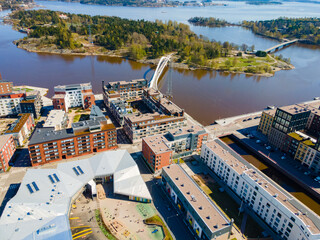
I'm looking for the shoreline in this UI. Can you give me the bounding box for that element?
[13,39,294,78]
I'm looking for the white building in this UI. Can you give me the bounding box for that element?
[201,139,320,240]
[0,150,151,240]
[53,83,95,112]
[43,109,68,130]
[0,93,24,116]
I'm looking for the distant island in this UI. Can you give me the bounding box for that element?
[8,10,293,76]
[188,16,320,45]
[39,0,227,7]
[0,0,35,11]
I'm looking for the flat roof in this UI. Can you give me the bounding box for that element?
[263,109,276,117]
[168,121,205,138]
[43,110,67,128]
[163,164,230,234]
[143,134,172,154]
[107,79,146,87]
[244,169,320,234]
[279,103,312,115]
[0,150,151,240]
[205,139,320,235]
[126,112,184,124]
[5,113,32,134]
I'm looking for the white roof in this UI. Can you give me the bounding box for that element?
[43,110,66,129]
[0,150,151,240]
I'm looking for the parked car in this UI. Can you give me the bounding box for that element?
[248,118,252,120]
[254,116,260,119]
[281,156,286,160]
[266,146,271,150]
[256,140,261,144]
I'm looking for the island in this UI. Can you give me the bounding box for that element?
[40,0,227,7]
[0,0,35,11]
[9,10,293,76]
[188,16,320,45]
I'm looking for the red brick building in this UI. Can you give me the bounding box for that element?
[0,80,13,95]
[142,122,208,172]
[28,107,117,166]
[0,135,16,172]
[142,135,173,172]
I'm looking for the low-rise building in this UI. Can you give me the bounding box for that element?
[0,135,16,172]
[201,139,320,240]
[28,107,117,166]
[43,109,68,130]
[20,90,43,119]
[103,79,147,106]
[0,150,151,240]
[162,164,232,240]
[53,83,95,112]
[5,113,34,146]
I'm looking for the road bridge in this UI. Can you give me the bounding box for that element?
[265,39,299,53]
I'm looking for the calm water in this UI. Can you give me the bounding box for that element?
[1,1,320,125]
[221,136,320,216]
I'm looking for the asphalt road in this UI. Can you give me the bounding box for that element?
[132,152,195,240]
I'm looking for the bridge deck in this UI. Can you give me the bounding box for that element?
[265,39,299,53]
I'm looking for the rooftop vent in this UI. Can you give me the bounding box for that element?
[206,216,210,219]
[273,194,278,198]
[199,206,202,210]
[214,224,218,229]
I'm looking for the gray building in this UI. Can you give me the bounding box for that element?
[162,164,232,240]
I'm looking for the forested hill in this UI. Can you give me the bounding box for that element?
[242,18,320,44]
[11,10,236,65]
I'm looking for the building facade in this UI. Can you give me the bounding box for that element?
[5,113,35,146]
[0,135,16,172]
[257,109,275,135]
[20,90,43,119]
[0,92,25,116]
[142,135,173,172]
[53,83,95,112]
[102,79,148,106]
[28,108,117,166]
[109,100,133,126]
[162,164,232,240]
[201,139,320,240]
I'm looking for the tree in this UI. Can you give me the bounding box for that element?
[241,44,248,52]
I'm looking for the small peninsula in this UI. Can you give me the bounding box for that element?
[10,10,293,76]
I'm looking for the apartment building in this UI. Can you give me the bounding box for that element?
[0,92,25,116]
[43,109,68,130]
[20,90,43,119]
[143,88,184,117]
[53,83,95,112]
[162,164,232,240]
[28,107,117,166]
[142,135,173,172]
[0,135,16,172]
[201,139,320,240]
[102,79,148,106]
[142,123,207,171]
[124,112,186,142]
[109,100,133,126]
[5,113,35,146]
[257,109,275,135]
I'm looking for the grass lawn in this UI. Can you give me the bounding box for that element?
[73,114,81,123]
[194,175,265,238]
[144,215,173,240]
[13,87,34,92]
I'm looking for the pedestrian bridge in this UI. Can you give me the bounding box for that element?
[149,54,172,90]
[265,39,299,53]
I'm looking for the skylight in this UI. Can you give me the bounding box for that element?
[73,166,84,176]
[48,173,60,184]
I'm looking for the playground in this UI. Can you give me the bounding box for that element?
[99,197,165,240]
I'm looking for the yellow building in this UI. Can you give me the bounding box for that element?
[258,109,276,136]
[294,139,317,167]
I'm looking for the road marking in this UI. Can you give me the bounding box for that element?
[72,230,93,239]
[69,217,79,220]
[72,228,92,237]
[70,226,90,229]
